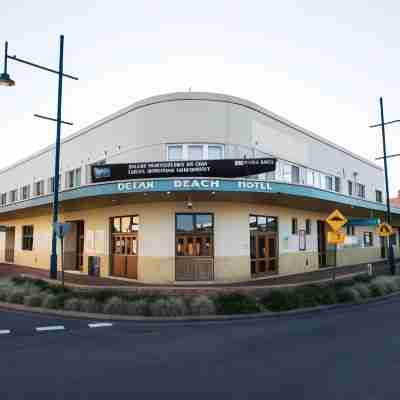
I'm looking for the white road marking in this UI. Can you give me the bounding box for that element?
[36,325,65,332]
[88,322,113,328]
[0,330,11,335]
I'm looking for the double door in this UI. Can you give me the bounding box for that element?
[250,232,278,275]
[112,234,138,279]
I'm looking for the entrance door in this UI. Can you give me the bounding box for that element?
[250,233,278,275]
[317,220,327,267]
[175,214,214,281]
[76,221,84,270]
[112,234,138,279]
[5,227,15,263]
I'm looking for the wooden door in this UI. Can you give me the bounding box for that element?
[112,234,138,279]
[5,228,15,263]
[76,221,84,270]
[250,233,278,276]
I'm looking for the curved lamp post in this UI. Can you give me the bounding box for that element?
[0,35,78,280]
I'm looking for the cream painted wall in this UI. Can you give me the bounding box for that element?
[0,200,393,283]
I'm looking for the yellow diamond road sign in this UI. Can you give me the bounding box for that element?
[377,223,393,237]
[327,231,346,244]
[326,209,347,232]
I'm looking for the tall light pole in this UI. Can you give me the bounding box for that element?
[0,35,78,280]
[370,97,400,275]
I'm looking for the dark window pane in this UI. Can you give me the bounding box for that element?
[269,259,276,271]
[251,261,256,274]
[268,238,276,258]
[259,260,266,273]
[176,214,194,232]
[258,237,265,258]
[250,235,256,259]
[267,217,278,232]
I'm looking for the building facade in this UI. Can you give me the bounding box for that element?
[0,92,399,283]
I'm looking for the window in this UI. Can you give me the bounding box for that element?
[175,214,213,257]
[292,218,298,235]
[363,232,373,247]
[282,164,300,184]
[111,215,139,233]
[0,193,6,206]
[86,159,106,184]
[22,225,34,251]
[346,225,355,236]
[167,144,224,161]
[291,166,300,184]
[334,177,341,193]
[21,185,30,200]
[348,181,353,196]
[66,168,82,189]
[376,190,383,203]
[356,183,365,198]
[168,145,183,161]
[307,170,316,186]
[325,175,333,191]
[305,219,312,235]
[34,180,45,196]
[9,190,17,203]
[249,215,278,233]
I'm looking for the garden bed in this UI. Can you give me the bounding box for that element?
[0,274,399,317]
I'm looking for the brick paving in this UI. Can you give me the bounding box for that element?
[0,260,393,289]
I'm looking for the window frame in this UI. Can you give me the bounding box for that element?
[305,219,312,235]
[167,144,224,161]
[0,192,6,206]
[348,180,353,196]
[363,231,373,247]
[375,190,383,203]
[22,225,34,251]
[291,218,298,235]
[21,185,30,200]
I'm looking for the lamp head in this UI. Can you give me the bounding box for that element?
[0,72,15,87]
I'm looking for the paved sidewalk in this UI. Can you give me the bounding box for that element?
[0,260,392,289]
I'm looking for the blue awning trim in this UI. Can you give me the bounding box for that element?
[346,218,380,226]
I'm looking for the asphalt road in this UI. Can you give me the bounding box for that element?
[1,298,400,399]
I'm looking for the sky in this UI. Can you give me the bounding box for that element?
[1,0,400,195]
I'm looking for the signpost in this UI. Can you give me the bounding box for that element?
[326,210,347,285]
[377,222,394,273]
[91,157,276,183]
[53,222,71,288]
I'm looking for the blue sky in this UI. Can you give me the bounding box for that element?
[1,0,400,194]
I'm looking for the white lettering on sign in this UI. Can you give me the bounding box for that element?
[117,181,155,191]
[237,181,272,191]
[174,179,220,189]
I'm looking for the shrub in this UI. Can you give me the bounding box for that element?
[149,298,187,317]
[215,293,262,314]
[103,296,126,315]
[125,299,149,316]
[371,276,397,293]
[189,295,216,315]
[23,294,43,307]
[392,276,400,290]
[0,281,15,301]
[262,289,299,311]
[369,282,386,297]
[319,287,337,305]
[336,287,361,303]
[6,288,26,304]
[63,298,81,311]
[79,299,101,313]
[293,285,323,308]
[42,294,62,309]
[353,274,373,284]
[353,283,371,299]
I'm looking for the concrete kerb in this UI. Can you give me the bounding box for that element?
[1,290,400,323]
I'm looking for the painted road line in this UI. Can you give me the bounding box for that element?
[0,330,11,335]
[88,322,113,328]
[36,325,65,332]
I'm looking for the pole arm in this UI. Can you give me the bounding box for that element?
[6,53,78,80]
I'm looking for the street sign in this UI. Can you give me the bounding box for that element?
[326,209,347,232]
[53,222,72,239]
[327,231,346,244]
[377,222,393,237]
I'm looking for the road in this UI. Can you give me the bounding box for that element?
[1,297,400,399]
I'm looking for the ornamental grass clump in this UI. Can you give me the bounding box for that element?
[23,293,44,307]
[6,288,26,304]
[63,298,81,311]
[42,294,62,309]
[125,299,149,316]
[149,298,187,317]
[262,289,299,311]
[215,293,262,314]
[103,296,126,315]
[79,298,102,313]
[189,295,216,315]
[353,283,371,299]
[336,287,361,303]
[371,276,397,294]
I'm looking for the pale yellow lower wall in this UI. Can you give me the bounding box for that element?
[0,201,398,284]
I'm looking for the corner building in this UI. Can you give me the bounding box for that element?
[0,92,399,283]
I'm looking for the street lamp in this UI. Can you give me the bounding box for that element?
[0,35,78,280]
[370,97,400,275]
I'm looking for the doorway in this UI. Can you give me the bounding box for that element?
[5,227,15,263]
[249,215,279,276]
[111,216,139,279]
[64,220,85,271]
[317,220,327,267]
